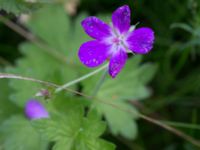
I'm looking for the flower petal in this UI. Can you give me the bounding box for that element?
[109,49,127,78]
[126,27,155,54]
[78,40,109,67]
[81,17,111,40]
[25,99,49,120]
[112,5,131,34]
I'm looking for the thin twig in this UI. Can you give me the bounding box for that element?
[139,114,200,147]
[161,121,200,130]
[0,73,89,98]
[0,73,58,87]
[0,73,200,147]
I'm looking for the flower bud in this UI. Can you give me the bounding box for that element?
[25,99,49,120]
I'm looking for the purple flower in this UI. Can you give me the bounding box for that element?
[25,99,49,120]
[78,5,155,78]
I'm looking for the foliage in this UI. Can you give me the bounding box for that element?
[0,79,20,124]
[0,2,157,149]
[84,56,157,139]
[0,115,48,150]
[0,0,200,150]
[33,102,115,150]
[6,5,82,107]
[0,0,39,15]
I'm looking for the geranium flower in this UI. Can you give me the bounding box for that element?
[78,5,154,78]
[25,99,49,120]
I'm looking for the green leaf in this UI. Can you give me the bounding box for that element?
[84,56,157,139]
[5,5,88,107]
[6,42,76,106]
[97,56,157,100]
[33,103,115,150]
[0,0,38,15]
[171,23,194,33]
[0,77,21,145]
[0,115,48,150]
[26,4,70,54]
[0,79,20,124]
[95,100,139,140]
[26,5,90,69]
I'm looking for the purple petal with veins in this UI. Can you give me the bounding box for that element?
[109,49,127,78]
[126,27,155,54]
[78,40,110,67]
[81,17,111,40]
[112,5,131,34]
[25,99,49,120]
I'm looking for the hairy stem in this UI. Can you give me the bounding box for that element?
[55,64,108,93]
[92,69,108,97]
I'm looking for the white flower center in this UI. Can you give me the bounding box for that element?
[103,25,135,55]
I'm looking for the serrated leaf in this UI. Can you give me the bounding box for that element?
[5,5,87,107]
[26,5,90,67]
[0,0,38,15]
[84,56,157,139]
[6,42,78,106]
[33,104,115,150]
[0,115,48,150]
[97,56,157,100]
[96,100,139,139]
[26,4,70,54]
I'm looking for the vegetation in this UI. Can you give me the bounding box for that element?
[0,0,200,149]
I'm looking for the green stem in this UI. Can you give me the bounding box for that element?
[92,69,108,97]
[161,120,200,130]
[55,64,108,93]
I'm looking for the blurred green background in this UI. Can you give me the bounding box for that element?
[0,0,200,150]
